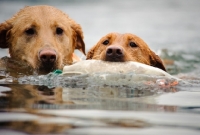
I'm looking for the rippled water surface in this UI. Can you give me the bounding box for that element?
[0,0,200,134]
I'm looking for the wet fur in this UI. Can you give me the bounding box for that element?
[86,33,166,71]
[0,5,85,74]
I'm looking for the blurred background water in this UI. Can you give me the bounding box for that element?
[0,0,200,55]
[0,0,200,134]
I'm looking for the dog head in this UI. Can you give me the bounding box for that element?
[86,33,166,71]
[0,5,85,74]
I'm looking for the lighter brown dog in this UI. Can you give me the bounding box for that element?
[0,5,85,74]
[86,33,166,71]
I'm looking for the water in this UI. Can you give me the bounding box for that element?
[0,0,200,134]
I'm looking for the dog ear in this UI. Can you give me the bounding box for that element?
[149,50,166,71]
[75,32,85,55]
[0,21,12,48]
[70,21,85,55]
[86,46,96,60]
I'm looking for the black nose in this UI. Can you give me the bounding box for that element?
[105,46,124,62]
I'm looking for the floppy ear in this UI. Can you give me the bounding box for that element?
[0,21,12,48]
[86,45,96,60]
[149,50,166,71]
[75,32,85,55]
[70,22,85,55]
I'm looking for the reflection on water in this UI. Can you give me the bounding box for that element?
[0,50,200,134]
[0,71,200,134]
[0,84,64,108]
[0,83,179,134]
[0,0,200,134]
[0,83,176,110]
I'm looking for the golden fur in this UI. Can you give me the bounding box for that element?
[0,5,85,74]
[86,33,166,71]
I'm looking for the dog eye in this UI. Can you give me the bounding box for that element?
[102,40,109,45]
[129,42,137,47]
[25,28,35,35]
[56,27,63,35]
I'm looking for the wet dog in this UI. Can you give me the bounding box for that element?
[0,5,85,74]
[86,33,166,71]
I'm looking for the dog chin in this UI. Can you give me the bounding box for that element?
[105,57,125,62]
[37,64,56,74]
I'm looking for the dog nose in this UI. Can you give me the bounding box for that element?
[106,46,123,57]
[106,46,124,62]
[106,46,123,56]
[39,49,57,63]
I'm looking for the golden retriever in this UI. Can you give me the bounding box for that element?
[86,33,166,71]
[0,5,85,74]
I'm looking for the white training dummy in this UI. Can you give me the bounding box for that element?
[63,60,173,78]
[62,60,180,87]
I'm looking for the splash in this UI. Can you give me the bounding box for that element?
[18,60,180,90]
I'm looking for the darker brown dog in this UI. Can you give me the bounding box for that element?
[86,33,166,71]
[0,5,85,74]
